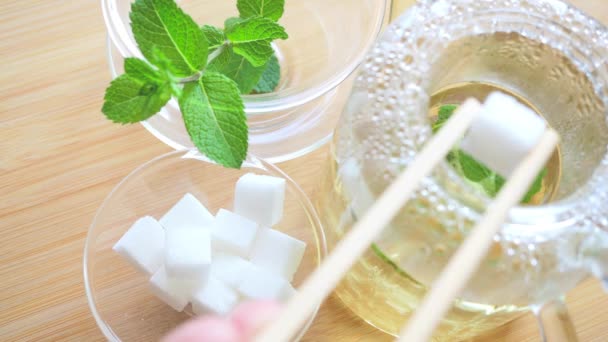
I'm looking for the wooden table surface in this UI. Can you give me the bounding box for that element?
[1,1,607,341]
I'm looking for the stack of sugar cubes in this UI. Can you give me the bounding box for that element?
[112,173,306,316]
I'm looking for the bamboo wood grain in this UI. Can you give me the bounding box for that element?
[1,1,607,341]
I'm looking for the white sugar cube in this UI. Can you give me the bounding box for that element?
[250,228,306,281]
[237,264,293,301]
[149,266,206,311]
[192,276,239,316]
[165,226,212,278]
[234,173,286,227]
[210,254,255,289]
[160,193,214,230]
[113,216,165,275]
[460,92,547,177]
[211,209,260,257]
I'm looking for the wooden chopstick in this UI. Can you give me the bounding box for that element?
[397,129,559,342]
[253,99,482,342]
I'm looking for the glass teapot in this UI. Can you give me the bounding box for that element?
[315,0,608,340]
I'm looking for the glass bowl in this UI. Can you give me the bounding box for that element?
[102,0,387,162]
[83,150,327,341]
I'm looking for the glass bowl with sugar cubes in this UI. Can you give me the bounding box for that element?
[83,150,326,341]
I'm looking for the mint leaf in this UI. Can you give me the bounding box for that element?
[225,17,244,30]
[124,57,163,83]
[479,174,499,197]
[439,104,458,122]
[484,169,545,203]
[207,25,282,93]
[226,16,288,67]
[148,48,183,97]
[522,169,546,203]
[458,151,493,182]
[178,72,248,168]
[201,25,226,52]
[206,46,232,71]
[226,17,288,45]
[102,58,172,123]
[152,49,182,98]
[494,174,506,191]
[147,48,173,74]
[237,0,285,21]
[252,54,280,93]
[208,47,265,94]
[371,244,411,278]
[432,104,457,133]
[130,0,207,77]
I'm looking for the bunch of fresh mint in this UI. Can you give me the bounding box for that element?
[433,104,546,203]
[102,0,287,168]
